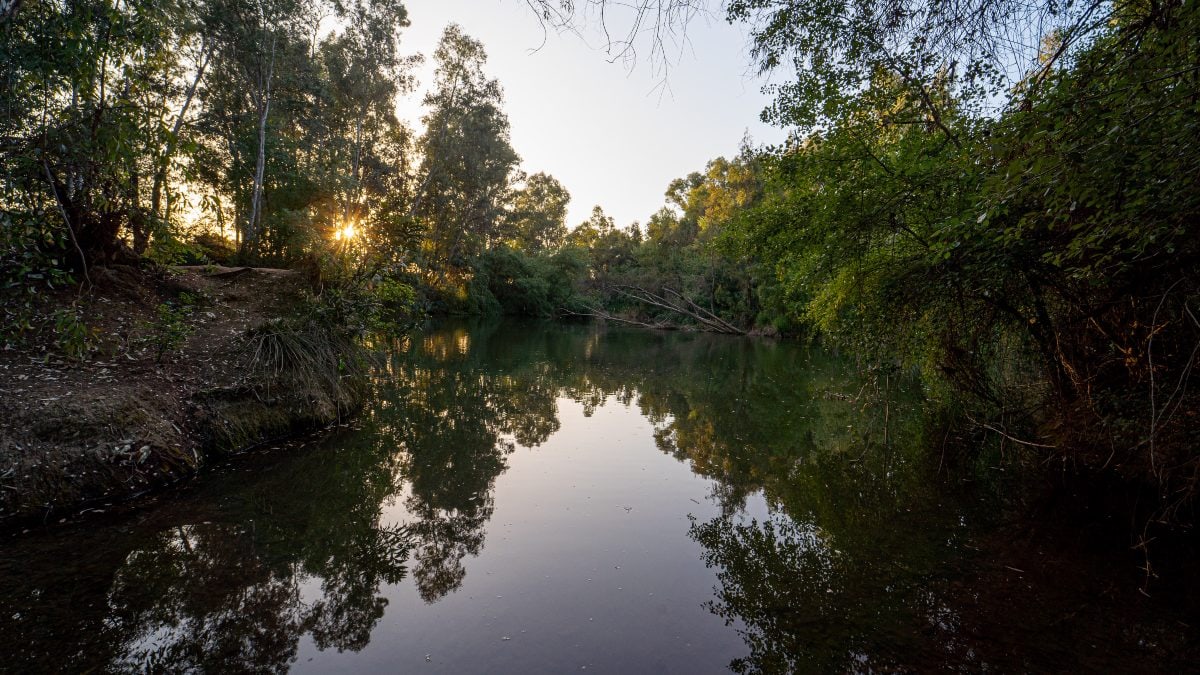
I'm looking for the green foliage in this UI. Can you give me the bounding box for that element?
[726,0,1069,129]
[564,154,764,332]
[715,0,1200,507]
[1,0,422,273]
[146,235,213,267]
[372,278,419,334]
[242,312,358,396]
[414,24,521,269]
[144,295,197,363]
[504,172,571,252]
[191,233,237,265]
[0,0,566,339]
[476,246,585,317]
[0,212,79,348]
[52,307,97,360]
[239,261,382,405]
[0,212,76,294]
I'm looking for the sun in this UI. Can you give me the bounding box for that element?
[333,222,357,241]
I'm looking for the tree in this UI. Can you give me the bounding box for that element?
[317,0,413,228]
[566,205,615,250]
[505,172,570,252]
[198,0,314,257]
[727,0,1104,132]
[413,24,520,270]
[1,0,195,267]
[719,0,1200,511]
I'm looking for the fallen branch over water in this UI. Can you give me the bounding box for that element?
[601,284,746,335]
[563,307,678,331]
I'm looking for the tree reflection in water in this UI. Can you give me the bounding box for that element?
[6,319,1174,674]
[383,325,562,602]
[0,321,576,672]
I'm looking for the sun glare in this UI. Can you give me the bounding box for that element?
[333,223,357,241]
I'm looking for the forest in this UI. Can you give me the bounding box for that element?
[2,0,1198,530]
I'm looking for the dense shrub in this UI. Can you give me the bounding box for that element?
[478,246,586,317]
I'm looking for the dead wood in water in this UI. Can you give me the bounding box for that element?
[601,285,746,335]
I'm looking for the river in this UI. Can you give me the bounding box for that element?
[0,319,1194,672]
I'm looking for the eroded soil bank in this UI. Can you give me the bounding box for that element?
[0,265,359,528]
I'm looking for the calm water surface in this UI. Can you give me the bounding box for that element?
[1,319,1195,673]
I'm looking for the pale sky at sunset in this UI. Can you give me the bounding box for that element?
[394,0,787,229]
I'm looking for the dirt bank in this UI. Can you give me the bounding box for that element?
[0,265,361,528]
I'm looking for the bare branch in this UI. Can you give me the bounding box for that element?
[523,0,712,77]
[42,160,91,292]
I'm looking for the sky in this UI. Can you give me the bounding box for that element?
[393,0,787,229]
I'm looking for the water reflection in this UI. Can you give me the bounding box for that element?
[0,319,1191,673]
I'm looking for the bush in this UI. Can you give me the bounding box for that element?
[238,286,374,411]
[52,306,97,360]
[146,235,211,267]
[143,294,196,363]
[372,278,419,333]
[477,246,586,317]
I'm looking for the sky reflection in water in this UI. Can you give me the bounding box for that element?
[1,319,1192,673]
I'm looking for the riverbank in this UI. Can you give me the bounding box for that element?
[0,264,362,529]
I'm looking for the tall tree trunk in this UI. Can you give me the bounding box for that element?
[145,42,212,254]
[247,34,276,257]
[130,168,149,254]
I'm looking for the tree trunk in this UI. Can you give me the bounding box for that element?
[130,169,150,255]
[148,43,211,251]
[247,34,276,257]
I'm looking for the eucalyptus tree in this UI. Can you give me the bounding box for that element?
[567,205,643,283]
[198,0,316,257]
[413,24,520,270]
[185,0,419,262]
[140,6,214,255]
[317,0,414,229]
[566,205,615,251]
[504,172,570,252]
